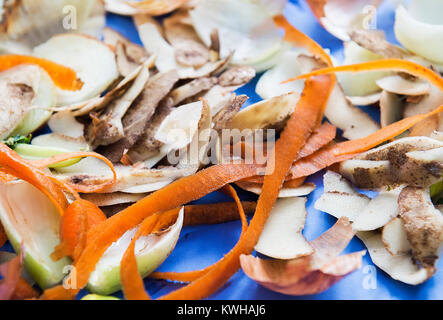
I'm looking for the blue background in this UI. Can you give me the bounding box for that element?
[2,0,442,300]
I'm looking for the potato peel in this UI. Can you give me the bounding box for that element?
[241,217,364,296]
[358,231,431,285]
[398,187,443,271]
[255,197,314,260]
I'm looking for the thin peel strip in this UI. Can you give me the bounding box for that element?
[0,55,83,91]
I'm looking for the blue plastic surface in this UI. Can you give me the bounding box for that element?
[2,0,442,300]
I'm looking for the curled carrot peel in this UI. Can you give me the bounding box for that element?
[333,104,443,155]
[48,163,259,297]
[288,103,443,179]
[158,76,333,300]
[121,207,187,299]
[288,145,356,179]
[30,151,117,193]
[41,77,332,300]
[52,199,107,261]
[120,214,159,300]
[273,15,336,116]
[274,15,333,67]
[121,207,183,300]
[285,59,443,91]
[0,55,83,91]
[150,185,248,283]
[242,122,336,184]
[0,143,68,215]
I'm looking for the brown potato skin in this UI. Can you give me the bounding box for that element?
[398,187,443,272]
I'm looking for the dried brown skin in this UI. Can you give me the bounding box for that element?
[0,0,94,49]
[73,63,144,117]
[398,187,443,272]
[115,41,141,77]
[163,10,200,44]
[349,29,408,59]
[103,27,147,63]
[218,66,256,87]
[343,139,443,189]
[99,70,179,162]
[209,29,220,58]
[212,94,248,132]
[0,65,44,138]
[349,164,391,189]
[409,115,439,137]
[163,10,209,68]
[87,64,151,148]
[0,82,34,137]
[175,40,210,67]
[101,202,132,217]
[169,77,218,106]
[127,98,175,162]
[87,112,123,149]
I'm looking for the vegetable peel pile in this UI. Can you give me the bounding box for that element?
[0,0,443,301]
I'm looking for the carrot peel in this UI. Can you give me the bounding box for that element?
[0,55,83,91]
[285,59,443,92]
[158,75,333,300]
[288,103,443,179]
[149,185,248,283]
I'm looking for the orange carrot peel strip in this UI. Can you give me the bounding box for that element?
[242,122,336,184]
[157,75,333,300]
[42,163,259,299]
[0,143,68,215]
[52,199,107,261]
[41,24,337,297]
[333,104,443,155]
[288,103,443,179]
[41,75,333,300]
[274,15,334,67]
[0,55,83,91]
[284,59,443,92]
[120,213,159,300]
[273,15,336,110]
[150,185,248,283]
